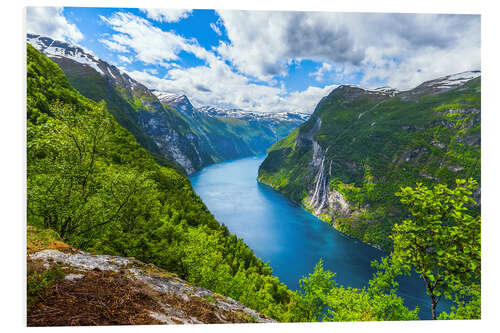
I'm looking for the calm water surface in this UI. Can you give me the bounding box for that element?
[189,155,449,319]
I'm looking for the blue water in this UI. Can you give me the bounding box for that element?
[189,155,449,320]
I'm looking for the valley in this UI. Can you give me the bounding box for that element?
[27,33,307,174]
[26,30,481,323]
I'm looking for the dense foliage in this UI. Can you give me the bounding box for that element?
[289,258,419,322]
[259,80,481,251]
[392,179,481,319]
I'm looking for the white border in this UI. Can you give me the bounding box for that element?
[2,1,499,332]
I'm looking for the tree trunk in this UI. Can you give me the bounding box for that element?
[431,297,437,320]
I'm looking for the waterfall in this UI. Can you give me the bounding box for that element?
[309,156,325,208]
[308,141,330,215]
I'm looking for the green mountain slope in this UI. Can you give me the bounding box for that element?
[27,34,215,174]
[27,43,297,320]
[258,75,481,251]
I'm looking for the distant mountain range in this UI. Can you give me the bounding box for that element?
[27,34,307,173]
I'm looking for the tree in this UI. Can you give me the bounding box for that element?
[290,259,419,322]
[391,179,481,319]
[27,101,160,244]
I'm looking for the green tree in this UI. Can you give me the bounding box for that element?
[392,178,481,319]
[438,282,480,320]
[27,101,160,244]
[290,259,419,322]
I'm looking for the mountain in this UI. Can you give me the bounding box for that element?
[258,71,481,251]
[27,34,306,173]
[26,43,297,321]
[27,34,211,173]
[153,90,308,163]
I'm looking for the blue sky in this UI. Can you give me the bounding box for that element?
[26,7,480,113]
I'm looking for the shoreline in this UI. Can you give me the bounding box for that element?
[256,177,386,253]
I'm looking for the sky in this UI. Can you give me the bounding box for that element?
[26,7,481,113]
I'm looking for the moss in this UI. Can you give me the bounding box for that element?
[27,265,66,311]
[27,226,73,254]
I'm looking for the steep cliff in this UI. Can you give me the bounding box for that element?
[27,34,306,173]
[258,73,481,251]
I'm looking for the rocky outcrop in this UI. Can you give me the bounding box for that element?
[307,141,330,215]
[28,248,274,326]
[138,109,207,174]
[306,142,353,221]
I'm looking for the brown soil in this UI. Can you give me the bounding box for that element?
[27,270,163,326]
[158,293,255,324]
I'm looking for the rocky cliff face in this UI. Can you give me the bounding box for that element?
[153,90,307,163]
[259,73,481,251]
[27,234,274,326]
[27,34,212,174]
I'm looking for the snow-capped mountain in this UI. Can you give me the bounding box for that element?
[372,86,400,96]
[27,34,165,112]
[416,71,481,90]
[152,90,310,124]
[28,34,105,75]
[27,34,308,173]
[196,105,310,123]
[397,70,481,100]
[152,90,199,119]
[153,91,190,106]
[27,34,211,173]
[151,90,307,162]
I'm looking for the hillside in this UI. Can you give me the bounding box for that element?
[258,72,481,251]
[27,33,214,174]
[27,226,274,326]
[154,91,307,163]
[26,43,298,321]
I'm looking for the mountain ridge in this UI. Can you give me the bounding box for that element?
[152,90,307,164]
[27,34,306,173]
[258,72,481,251]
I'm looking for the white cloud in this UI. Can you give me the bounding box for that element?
[26,7,83,43]
[280,84,338,114]
[310,63,333,82]
[216,11,480,88]
[100,13,183,64]
[99,39,129,53]
[210,22,222,36]
[98,10,480,115]
[128,68,335,114]
[99,12,221,68]
[139,8,191,23]
[97,12,293,111]
[118,55,132,64]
